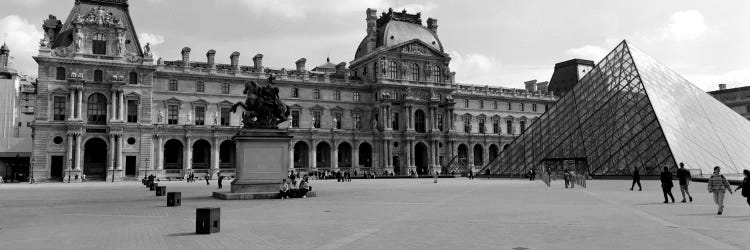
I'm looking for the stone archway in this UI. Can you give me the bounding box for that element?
[473,144,484,167]
[219,140,235,169]
[458,143,469,166]
[415,142,429,175]
[337,142,352,169]
[358,142,372,168]
[83,137,108,179]
[293,141,309,169]
[316,141,331,169]
[164,139,184,170]
[489,144,499,162]
[192,139,211,169]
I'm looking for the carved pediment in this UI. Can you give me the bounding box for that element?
[289,104,304,110]
[393,40,446,58]
[74,6,122,27]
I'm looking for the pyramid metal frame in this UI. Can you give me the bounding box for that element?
[481,40,750,176]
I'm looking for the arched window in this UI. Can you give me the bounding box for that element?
[414,110,426,133]
[411,63,420,81]
[87,93,107,124]
[432,65,441,82]
[94,70,103,82]
[388,60,398,79]
[92,33,107,55]
[129,72,138,85]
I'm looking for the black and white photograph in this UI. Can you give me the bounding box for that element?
[0,0,749,249]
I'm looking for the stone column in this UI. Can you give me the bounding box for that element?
[119,91,125,121]
[310,147,317,171]
[185,136,192,171]
[211,137,220,175]
[332,146,339,171]
[75,134,83,172]
[289,145,294,170]
[386,140,392,168]
[77,89,83,120]
[428,141,435,168]
[352,144,359,170]
[116,136,123,170]
[156,136,164,170]
[66,134,74,169]
[427,107,433,131]
[108,135,115,170]
[68,91,75,120]
[468,144,475,170]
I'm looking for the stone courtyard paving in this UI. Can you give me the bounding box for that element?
[1,178,748,250]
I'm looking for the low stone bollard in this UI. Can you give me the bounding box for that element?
[196,207,220,234]
[155,186,166,196]
[167,192,181,207]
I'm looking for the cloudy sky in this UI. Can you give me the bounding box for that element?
[1,0,748,91]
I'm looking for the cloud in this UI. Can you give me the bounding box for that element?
[0,15,44,75]
[563,45,608,62]
[684,67,750,91]
[8,0,45,7]
[139,33,165,46]
[662,10,707,40]
[233,0,437,19]
[448,50,551,88]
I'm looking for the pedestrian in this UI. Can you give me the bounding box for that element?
[81,174,86,182]
[279,179,290,199]
[733,169,750,215]
[630,167,642,191]
[468,170,473,180]
[486,169,491,179]
[569,170,576,188]
[205,175,210,186]
[217,175,224,189]
[660,166,675,203]
[433,170,438,183]
[707,166,733,215]
[676,162,693,202]
[563,169,570,188]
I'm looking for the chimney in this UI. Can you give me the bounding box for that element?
[181,47,191,68]
[536,81,549,93]
[427,18,438,33]
[295,58,307,72]
[206,49,216,68]
[335,62,348,76]
[524,80,538,92]
[253,54,263,70]
[719,84,727,90]
[366,8,378,53]
[230,51,240,71]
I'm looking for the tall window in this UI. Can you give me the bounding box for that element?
[334,90,341,100]
[194,106,205,125]
[388,60,398,78]
[92,33,107,55]
[493,101,498,110]
[312,111,321,128]
[334,112,342,129]
[432,66,441,82]
[520,120,526,133]
[391,112,399,130]
[220,107,230,126]
[353,113,361,130]
[464,99,469,108]
[532,103,538,112]
[506,120,513,134]
[127,100,138,123]
[507,102,512,110]
[411,63,420,81]
[221,83,230,94]
[169,80,178,91]
[520,103,525,111]
[129,72,138,85]
[196,81,205,92]
[94,70,103,82]
[415,110,426,133]
[167,105,178,124]
[463,116,471,133]
[478,119,485,134]
[53,96,66,121]
[291,88,299,98]
[354,92,360,102]
[291,110,300,128]
[313,89,320,99]
[86,93,107,124]
[437,113,443,131]
[492,120,499,134]
[479,100,484,109]
[56,67,66,80]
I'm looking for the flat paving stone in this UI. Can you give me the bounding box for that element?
[0,179,748,250]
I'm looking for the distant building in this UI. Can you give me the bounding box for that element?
[0,43,37,182]
[708,84,750,120]
[548,59,595,96]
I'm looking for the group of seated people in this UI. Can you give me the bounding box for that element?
[279,176,311,199]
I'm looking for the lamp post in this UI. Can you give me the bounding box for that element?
[144,158,149,180]
[111,158,115,182]
[29,158,35,184]
[67,158,71,183]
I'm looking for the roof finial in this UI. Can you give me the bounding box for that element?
[327,57,330,63]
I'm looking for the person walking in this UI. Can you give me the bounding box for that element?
[468,170,473,180]
[217,175,224,189]
[660,166,675,203]
[433,170,438,183]
[630,167,642,191]
[569,170,576,188]
[205,175,210,186]
[734,169,750,215]
[676,162,693,202]
[563,169,570,188]
[707,166,733,215]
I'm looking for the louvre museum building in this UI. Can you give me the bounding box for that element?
[29,0,557,181]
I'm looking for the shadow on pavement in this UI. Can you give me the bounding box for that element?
[165,232,196,237]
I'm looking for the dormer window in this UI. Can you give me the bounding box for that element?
[92,33,107,55]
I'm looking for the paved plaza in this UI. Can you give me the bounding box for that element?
[1,178,749,250]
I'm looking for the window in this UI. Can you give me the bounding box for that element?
[507,102,512,110]
[312,111,321,128]
[221,83,230,94]
[432,66,441,82]
[56,67,66,80]
[291,88,299,98]
[53,96,66,121]
[532,103,538,112]
[411,63,420,81]
[479,100,484,109]
[415,110,426,133]
[437,113,443,131]
[169,80,178,91]
[353,113,361,130]
[313,89,320,99]
[126,100,138,123]
[291,110,300,128]
[86,93,107,124]
[492,120,499,134]
[334,90,341,101]
[493,101,498,110]
[463,116,471,133]
[354,92,360,102]
[373,62,377,77]
[220,107,230,126]
[478,119,486,134]
[363,66,367,77]
[194,106,205,125]
[506,120,513,134]
[391,112,399,130]
[196,81,205,93]
[94,70,103,82]
[388,60,398,78]
[129,72,138,85]
[334,112,342,129]
[464,99,469,108]
[167,105,178,124]
[520,103,525,111]
[520,120,526,133]
[92,33,107,55]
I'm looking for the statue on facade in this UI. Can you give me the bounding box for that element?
[399,61,408,78]
[213,112,219,125]
[117,33,126,56]
[158,110,164,123]
[75,28,84,52]
[187,111,192,124]
[230,75,290,129]
[143,42,152,57]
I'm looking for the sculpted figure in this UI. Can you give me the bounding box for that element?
[230,75,290,128]
[75,29,84,51]
[143,42,152,56]
[158,110,164,123]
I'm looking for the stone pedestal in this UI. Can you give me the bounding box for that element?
[106,169,123,182]
[63,169,82,183]
[214,129,292,200]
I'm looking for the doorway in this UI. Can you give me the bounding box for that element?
[50,156,63,181]
[125,156,136,177]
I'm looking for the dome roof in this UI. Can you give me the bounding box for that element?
[0,43,8,53]
[354,20,442,60]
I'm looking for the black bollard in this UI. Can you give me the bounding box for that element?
[156,186,166,196]
[167,192,181,207]
[196,207,220,234]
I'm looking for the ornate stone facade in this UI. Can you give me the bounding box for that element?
[30,0,557,181]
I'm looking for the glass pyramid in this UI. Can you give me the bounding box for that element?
[482,40,750,176]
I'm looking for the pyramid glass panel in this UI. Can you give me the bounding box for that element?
[483,41,750,176]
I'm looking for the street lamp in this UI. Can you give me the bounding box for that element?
[67,158,72,183]
[111,158,115,182]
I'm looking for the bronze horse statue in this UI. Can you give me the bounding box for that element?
[230,75,290,128]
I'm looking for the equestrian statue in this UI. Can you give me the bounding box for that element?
[230,75,290,129]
